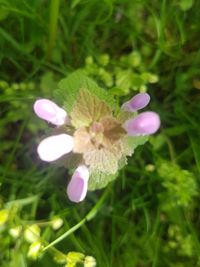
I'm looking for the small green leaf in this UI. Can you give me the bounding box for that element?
[179,0,194,11]
[127,51,141,67]
[88,170,118,191]
[115,69,132,93]
[55,70,115,113]
[109,87,127,96]
[157,160,197,209]
[131,74,145,90]
[70,89,112,128]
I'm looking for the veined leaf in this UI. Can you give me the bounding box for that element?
[88,169,118,191]
[126,135,148,150]
[70,89,112,128]
[84,148,119,174]
[54,70,115,113]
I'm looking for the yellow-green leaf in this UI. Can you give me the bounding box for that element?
[70,89,112,128]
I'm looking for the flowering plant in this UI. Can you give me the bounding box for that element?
[34,71,160,202]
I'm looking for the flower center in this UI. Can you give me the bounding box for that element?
[89,122,104,149]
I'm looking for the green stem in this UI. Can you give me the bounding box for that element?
[6,195,40,208]
[46,0,60,61]
[43,186,111,251]
[166,136,176,163]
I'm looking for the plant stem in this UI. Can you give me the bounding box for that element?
[46,0,60,61]
[43,186,111,251]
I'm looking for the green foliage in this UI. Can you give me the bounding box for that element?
[55,75,148,190]
[179,0,194,11]
[157,161,197,209]
[0,197,95,266]
[1,0,200,266]
[82,52,159,96]
[165,225,195,257]
[70,88,112,128]
[88,170,117,191]
[55,70,115,113]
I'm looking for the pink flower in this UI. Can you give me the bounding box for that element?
[66,165,89,203]
[121,93,150,112]
[34,99,90,202]
[34,99,68,126]
[123,111,160,135]
[34,91,160,202]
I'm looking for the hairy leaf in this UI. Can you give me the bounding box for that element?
[54,70,115,113]
[70,89,112,128]
[88,169,118,191]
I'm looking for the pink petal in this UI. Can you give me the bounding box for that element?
[67,165,89,203]
[124,111,160,135]
[121,93,150,112]
[33,99,67,126]
[37,134,74,162]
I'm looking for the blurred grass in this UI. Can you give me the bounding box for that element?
[0,0,200,266]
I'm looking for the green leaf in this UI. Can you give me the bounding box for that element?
[126,135,149,151]
[131,74,145,90]
[54,70,115,113]
[127,51,141,67]
[109,87,127,96]
[179,0,194,11]
[115,69,132,93]
[84,148,119,174]
[88,169,118,191]
[70,88,112,128]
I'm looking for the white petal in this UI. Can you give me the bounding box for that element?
[37,134,74,162]
[33,99,67,126]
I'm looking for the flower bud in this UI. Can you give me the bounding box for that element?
[51,217,63,230]
[27,241,43,260]
[66,252,85,266]
[121,93,150,112]
[9,226,22,239]
[84,256,96,267]
[24,224,40,243]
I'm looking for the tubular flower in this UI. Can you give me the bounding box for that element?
[123,111,160,136]
[121,93,150,112]
[34,90,160,202]
[37,134,74,162]
[34,99,68,126]
[67,165,89,203]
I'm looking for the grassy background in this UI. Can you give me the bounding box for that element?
[0,0,200,266]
